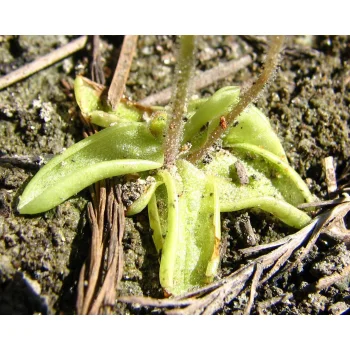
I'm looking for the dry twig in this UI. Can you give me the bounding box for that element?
[139,55,253,106]
[107,35,138,110]
[91,35,106,85]
[297,196,350,209]
[315,264,350,291]
[244,263,263,314]
[257,293,294,315]
[324,156,338,198]
[0,36,88,90]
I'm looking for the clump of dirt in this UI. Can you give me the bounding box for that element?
[0,35,349,314]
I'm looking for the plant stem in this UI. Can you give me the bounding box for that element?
[164,35,196,167]
[187,35,284,164]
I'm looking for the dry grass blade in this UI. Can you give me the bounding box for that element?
[324,156,338,197]
[76,35,133,314]
[257,293,293,315]
[76,263,86,314]
[167,289,221,315]
[297,196,350,210]
[116,188,125,289]
[259,248,296,285]
[88,185,125,315]
[0,36,88,90]
[108,35,138,110]
[79,200,105,315]
[290,201,350,269]
[317,157,350,246]
[77,182,126,315]
[91,35,106,85]
[244,263,263,314]
[199,264,256,315]
[315,264,350,291]
[239,229,308,256]
[117,295,193,308]
[139,55,252,106]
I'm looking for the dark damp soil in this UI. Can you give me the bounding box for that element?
[0,35,349,315]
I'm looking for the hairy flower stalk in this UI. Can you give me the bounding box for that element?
[187,35,284,164]
[164,35,196,167]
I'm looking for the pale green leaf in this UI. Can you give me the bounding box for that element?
[18,122,163,214]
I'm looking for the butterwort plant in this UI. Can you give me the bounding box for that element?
[17,36,314,296]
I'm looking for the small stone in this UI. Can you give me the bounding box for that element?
[328,302,348,315]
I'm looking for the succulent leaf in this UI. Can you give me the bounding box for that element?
[18,122,163,214]
[74,75,145,127]
[151,160,220,295]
